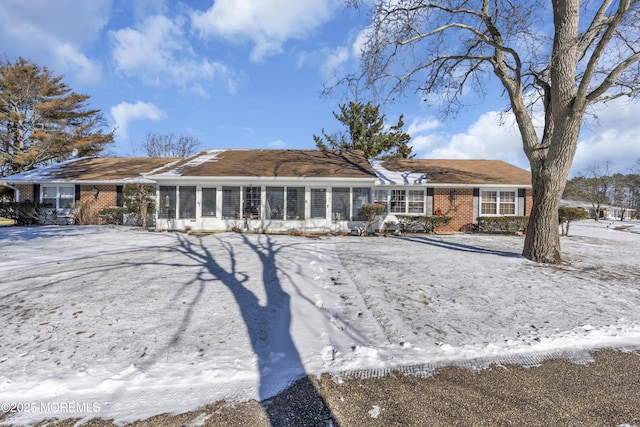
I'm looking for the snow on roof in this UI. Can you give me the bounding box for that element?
[372,158,532,186]
[148,149,225,177]
[1,157,182,183]
[371,159,428,185]
[0,157,82,182]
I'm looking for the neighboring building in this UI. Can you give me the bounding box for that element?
[560,199,637,221]
[0,149,533,233]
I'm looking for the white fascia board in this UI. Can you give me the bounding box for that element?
[3,178,159,185]
[374,182,532,189]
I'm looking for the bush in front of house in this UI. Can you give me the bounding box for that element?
[98,207,127,225]
[558,207,589,236]
[476,216,529,234]
[357,203,387,235]
[0,201,48,225]
[396,215,452,233]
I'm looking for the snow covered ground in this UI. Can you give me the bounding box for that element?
[1,220,639,424]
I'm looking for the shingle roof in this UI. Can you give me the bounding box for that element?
[2,157,181,182]
[373,159,532,186]
[149,149,376,179]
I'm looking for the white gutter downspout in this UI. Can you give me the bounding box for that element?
[4,182,20,202]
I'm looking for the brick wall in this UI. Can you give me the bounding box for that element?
[525,189,533,216]
[80,185,119,212]
[433,188,475,232]
[14,184,34,202]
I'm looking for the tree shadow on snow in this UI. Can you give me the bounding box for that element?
[169,233,336,426]
[400,235,522,258]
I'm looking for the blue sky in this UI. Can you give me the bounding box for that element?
[1,0,638,176]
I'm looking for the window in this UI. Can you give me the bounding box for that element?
[481,190,517,215]
[332,187,350,220]
[222,187,240,219]
[408,190,425,214]
[159,186,176,219]
[243,187,261,219]
[179,186,196,219]
[352,188,371,220]
[42,185,74,210]
[374,189,389,206]
[202,188,217,217]
[266,187,284,220]
[499,191,516,215]
[286,187,305,220]
[390,190,405,213]
[310,189,326,219]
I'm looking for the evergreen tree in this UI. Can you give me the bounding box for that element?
[0,57,114,177]
[314,101,412,159]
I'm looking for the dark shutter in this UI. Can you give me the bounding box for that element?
[426,188,434,214]
[33,184,40,202]
[473,188,480,221]
[116,185,124,207]
[75,185,81,202]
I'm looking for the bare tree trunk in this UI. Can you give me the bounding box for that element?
[522,117,582,263]
[523,167,564,263]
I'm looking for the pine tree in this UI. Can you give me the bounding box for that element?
[314,101,412,159]
[0,57,114,177]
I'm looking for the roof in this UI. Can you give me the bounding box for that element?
[148,149,376,179]
[1,157,181,183]
[372,159,532,186]
[1,151,532,187]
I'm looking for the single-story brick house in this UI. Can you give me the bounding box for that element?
[1,149,533,233]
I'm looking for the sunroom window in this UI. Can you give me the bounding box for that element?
[286,187,305,220]
[179,186,196,219]
[310,189,326,219]
[352,188,371,220]
[202,188,217,217]
[331,188,350,220]
[243,187,261,219]
[222,187,240,219]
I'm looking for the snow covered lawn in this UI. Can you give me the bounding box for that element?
[1,220,639,424]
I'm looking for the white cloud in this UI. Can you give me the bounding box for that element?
[408,96,640,176]
[111,101,166,140]
[191,0,340,62]
[319,46,350,83]
[407,117,440,135]
[0,0,109,84]
[410,111,531,169]
[110,15,235,97]
[268,140,286,148]
[572,100,640,175]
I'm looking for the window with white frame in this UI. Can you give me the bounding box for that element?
[481,190,517,215]
[42,185,74,210]
[286,187,305,220]
[159,186,176,219]
[352,188,371,220]
[390,190,405,213]
[243,187,261,219]
[331,187,350,220]
[179,186,196,219]
[374,189,389,206]
[266,187,284,220]
[222,186,240,219]
[310,189,326,219]
[202,188,216,217]
[407,190,425,213]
